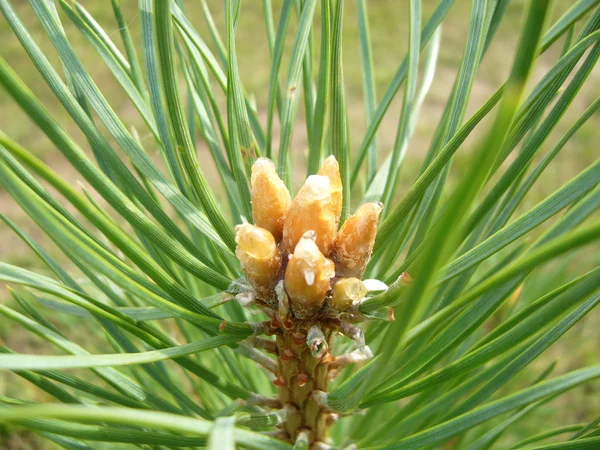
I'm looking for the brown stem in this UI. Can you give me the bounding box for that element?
[274,323,335,445]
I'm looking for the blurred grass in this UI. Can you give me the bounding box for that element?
[0,1,598,448]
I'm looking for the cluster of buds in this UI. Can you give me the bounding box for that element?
[235,156,383,321]
[233,156,389,445]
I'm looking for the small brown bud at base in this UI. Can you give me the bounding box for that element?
[273,376,286,387]
[283,175,336,255]
[251,157,291,241]
[296,372,310,387]
[270,318,283,329]
[317,155,343,224]
[330,202,383,278]
[281,349,295,361]
[235,223,282,295]
[284,232,335,319]
[330,278,367,311]
[292,332,306,345]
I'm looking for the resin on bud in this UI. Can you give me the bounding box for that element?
[235,223,282,297]
[330,202,383,278]
[251,157,291,241]
[284,231,335,319]
[283,175,336,255]
[317,155,342,224]
[330,278,367,311]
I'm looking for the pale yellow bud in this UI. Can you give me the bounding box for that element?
[284,232,335,319]
[251,157,291,241]
[235,223,282,295]
[283,175,336,255]
[330,278,367,311]
[317,155,342,224]
[330,202,383,278]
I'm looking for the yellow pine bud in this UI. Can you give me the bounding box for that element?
[317,155,342,224]
[235,223,282,296]
[251,157,291,241]
[283,175,336,255]
[330,202,383,278]
[284,231,335,319]
[330,278,367,311]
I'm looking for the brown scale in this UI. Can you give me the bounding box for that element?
[234,156,384,447]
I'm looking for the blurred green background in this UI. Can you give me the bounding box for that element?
[0,1,598,448]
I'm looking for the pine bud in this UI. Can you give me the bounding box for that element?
[235,223,282,296]
[317,155,342,224]
[330,202,383,278]
[251,157,291,241]
[283,175,336,255]
[284,231,335,319]
[330,278,367,311]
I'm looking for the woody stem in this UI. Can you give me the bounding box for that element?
[275,325,334,444]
